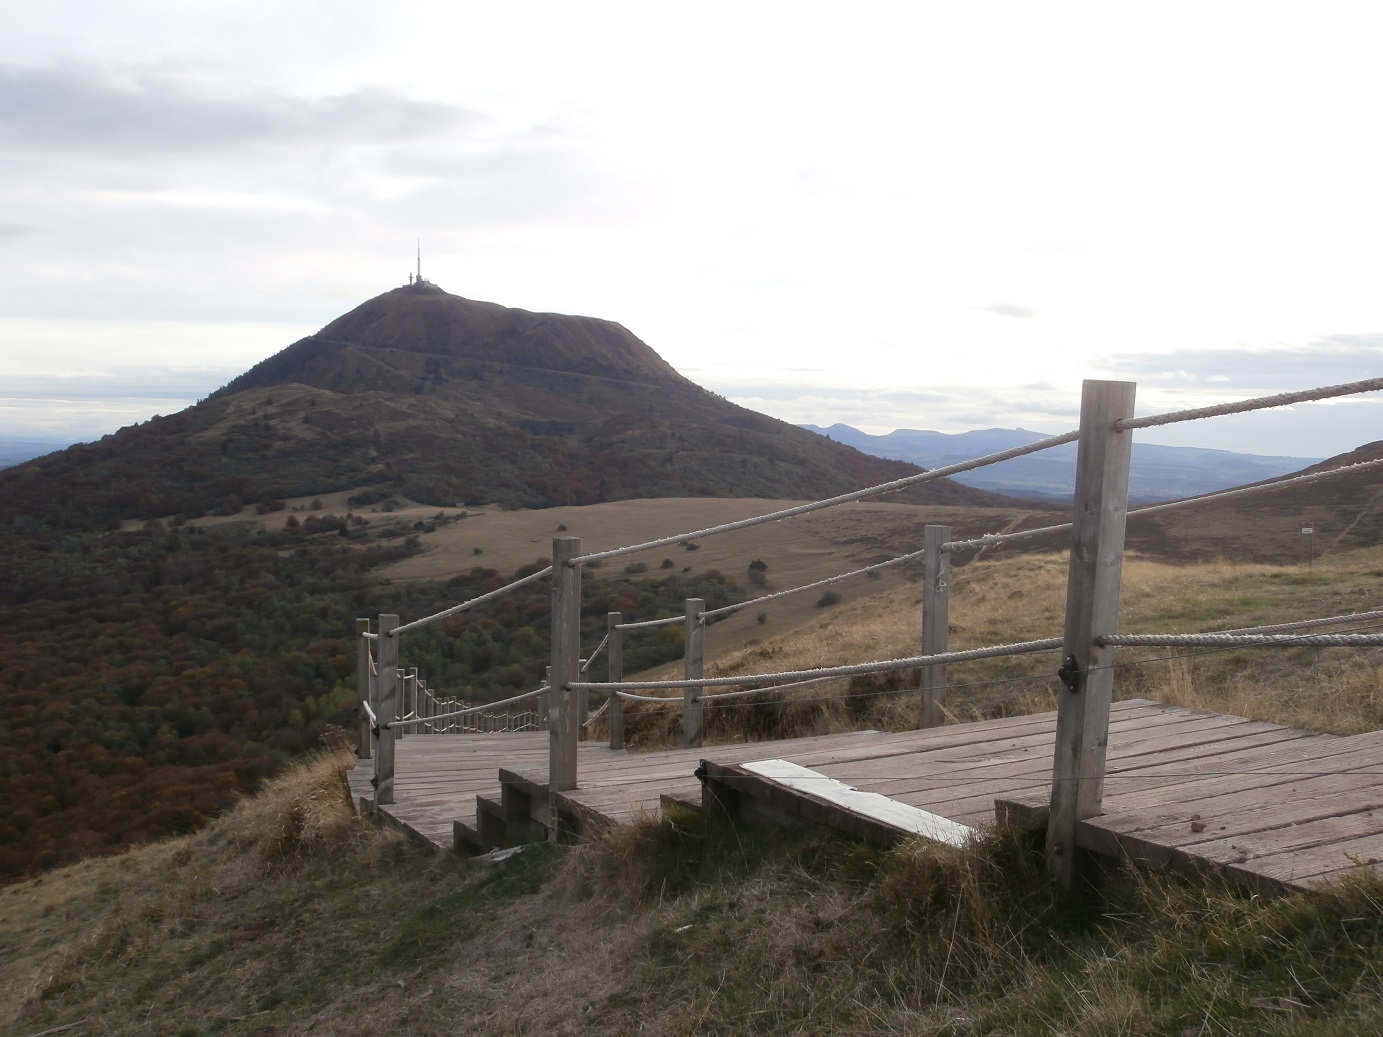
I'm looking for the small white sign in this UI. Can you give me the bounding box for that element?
[1302,527,1314,534]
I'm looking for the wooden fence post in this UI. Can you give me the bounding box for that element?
[549,537,582,803]
[683,598,705,748]
[355,618,372,759]
[1047,379,1136,888]
[374,613,400,811]
[920,525,951,728]
[607,612,624,749]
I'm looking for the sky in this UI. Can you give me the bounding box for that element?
[3,2,1382,458]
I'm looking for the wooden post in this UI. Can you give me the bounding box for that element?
[683,598,705,749]
[355,618,372,759]
[1046,380,1136,888]
[549,537,582,801]
[374,614,400,811]
[608,612,624,750]
[920,525,951,728]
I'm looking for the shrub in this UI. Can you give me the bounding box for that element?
[817,590,841,608]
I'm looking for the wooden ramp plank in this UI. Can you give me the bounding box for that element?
[742,759,974,846]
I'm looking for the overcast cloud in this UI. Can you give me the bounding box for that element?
[2,2,1382,459]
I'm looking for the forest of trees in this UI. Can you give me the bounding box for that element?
[0,516,741,880]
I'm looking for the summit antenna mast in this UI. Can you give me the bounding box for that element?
[416,240,421,283]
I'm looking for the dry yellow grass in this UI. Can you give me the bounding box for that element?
[604,547,1383,746]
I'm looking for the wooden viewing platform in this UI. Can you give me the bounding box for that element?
[348,699,1383,894]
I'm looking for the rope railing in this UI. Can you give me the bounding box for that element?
[617,614,682,631]
[939,455,1383,554]
[1099,632,1383,649]
[1211,609,1383,637]
[582,696,611,727]
[571,637,1064,693]
[615,672,849,706]
[943,522,1072,554]
[1129,456,1383,519]
[391,565,554,636]
[383,684,548,730]
[355,373,1383,889]
[701,549,926,620]
[581,634,610,671]
[1116,375,1383,431]
[568,430,1082,567]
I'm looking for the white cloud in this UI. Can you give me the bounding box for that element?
[0,62,468,155]
[0,3,1381,461]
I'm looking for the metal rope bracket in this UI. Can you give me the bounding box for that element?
[1057,655,1081,692]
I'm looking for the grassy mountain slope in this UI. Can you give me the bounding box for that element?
[7,546,1383,1036]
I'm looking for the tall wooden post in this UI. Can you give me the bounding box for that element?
[920,525,951,728]
[549,537,582,802]
[607,612,624,749]
[1047,380,1136,887]
[355,618,372,759]
[374,614,400,811]
[683,598,705,748]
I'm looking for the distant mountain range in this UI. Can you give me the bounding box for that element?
[800,424,1324,504]
[0,436,71,469]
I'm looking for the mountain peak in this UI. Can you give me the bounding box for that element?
[307,285,688,386]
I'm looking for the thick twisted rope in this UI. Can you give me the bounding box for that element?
[1098,632,1383,648]
[1211,609,1383,636]
[701,549,925,620]
[1130,457,1383,518]
[571,637,1063,692]
[1117,375,1383,431]
[617,614,682,631]
[582,696,611,727]
[941,455,1383,554]
[581,635,610,672]
[392,565,553,636]
[615,689,694,704]
[568,431,1080,566]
